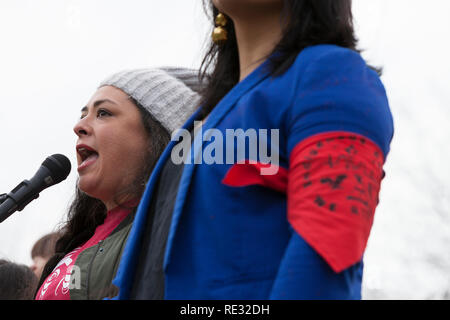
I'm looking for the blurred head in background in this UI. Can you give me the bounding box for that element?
[0,259,38,300]
[30,232,60,279]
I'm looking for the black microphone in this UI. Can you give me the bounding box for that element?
[0,154,71,223]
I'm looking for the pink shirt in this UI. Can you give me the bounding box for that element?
[35,205,133,300]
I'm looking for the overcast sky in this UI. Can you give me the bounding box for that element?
[0,0,449,299]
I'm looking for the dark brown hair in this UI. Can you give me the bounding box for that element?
[0,259,39,300]
[199,0,377,117]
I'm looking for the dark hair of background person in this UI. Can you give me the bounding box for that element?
[0,259,39,300]
[31,232,60,260]
[199,0,381,118]
[36,98,171,293]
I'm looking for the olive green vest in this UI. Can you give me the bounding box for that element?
[69,214,133,300]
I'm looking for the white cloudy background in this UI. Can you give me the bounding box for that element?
[0,0,449,300]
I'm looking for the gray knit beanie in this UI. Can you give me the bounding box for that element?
[99,67,203,134]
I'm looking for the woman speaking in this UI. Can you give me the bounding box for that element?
[35,68,202,300]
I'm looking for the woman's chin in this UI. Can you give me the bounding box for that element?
[78,180,103,200]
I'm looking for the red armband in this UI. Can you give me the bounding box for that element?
[288,132,385,273]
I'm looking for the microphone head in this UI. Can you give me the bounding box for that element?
[42,154,72,184]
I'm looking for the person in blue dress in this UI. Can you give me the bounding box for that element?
[113,0,394,299]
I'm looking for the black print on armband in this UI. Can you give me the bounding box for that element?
[354,174,363,184]
[345,145,355,154]
[354,186,366,194]
[347,196,369,207]
[320,175,347,189]
[314,195,326,207]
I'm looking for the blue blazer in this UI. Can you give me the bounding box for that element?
[112,44,394,299]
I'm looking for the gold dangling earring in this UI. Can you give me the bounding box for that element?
[212,13,228,45]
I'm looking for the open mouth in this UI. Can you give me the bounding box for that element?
[76,145,99,170]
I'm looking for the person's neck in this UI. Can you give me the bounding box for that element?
[104,196,139,212]
[233,12,283,82]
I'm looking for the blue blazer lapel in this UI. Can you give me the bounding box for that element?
[113,107,202,299]
[163,59,273,270]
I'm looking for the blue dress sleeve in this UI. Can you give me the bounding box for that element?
[269,46,393,299]
[286,45,394,158]
[269,231,363,299]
